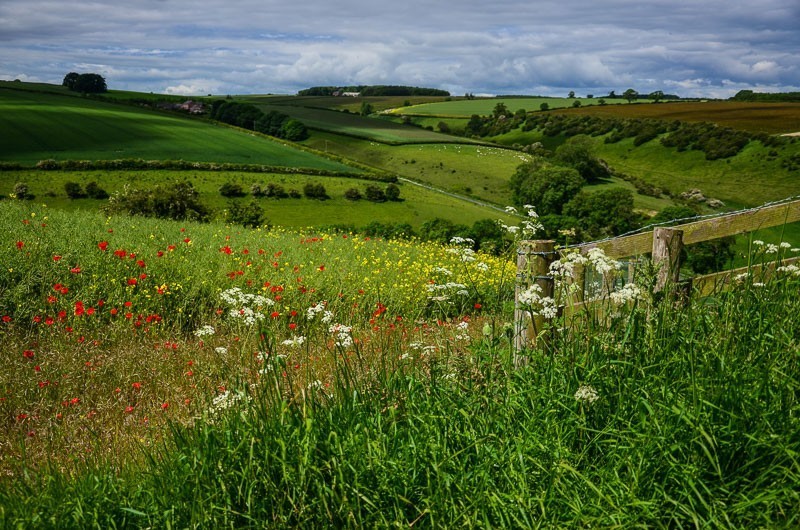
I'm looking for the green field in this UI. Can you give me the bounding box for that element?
[0,86,355,171]
[245,98,475,144]
[391,97,651,117]
[302,131,531,204]
[0,169,514,229]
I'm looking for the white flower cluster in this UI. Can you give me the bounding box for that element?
[777,264,800,276]
[426,282,469,299]
[517,283,558,319]
[574,385,599,404]
[207,390,250,419]
[193,325,216,337]
[214,346,228,355]
[549,250,590,281]
[610,283,643,305]
[454,321,471,341]
[498,205,543,238]
[281,335,306,347]
[433,266,453,276]
[306,302,333,323]
[409,342,437,354]
[329,323,354,348]
[219,288,274,325]
[586,248,620,276]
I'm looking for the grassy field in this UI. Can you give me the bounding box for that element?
[245,100,470,143]
[0,86,355,171]
[390,96,651,117]
[2,201,799,527]
[552,100,800,134]
[254,94,452,113]
[0,169,514,229]
[302,131,531,204]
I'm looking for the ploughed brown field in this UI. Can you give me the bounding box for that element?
[553,101,800,134]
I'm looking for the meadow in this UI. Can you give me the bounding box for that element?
[2,201,800,527]
[0,169,514,229]
[0,87,353,171]
[391,96,649,117]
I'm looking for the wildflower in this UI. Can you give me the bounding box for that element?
[15,241,23,250]
[215,347,228,355]
[517,283,558,319]
[281,335,306,347]
[194,325,216,337]
[574,385,599,404]
[777,264,800,276]
[610,283,642,305]
[98,241,108,251]
[329,323,354,348]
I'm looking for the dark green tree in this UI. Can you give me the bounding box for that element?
[510,163,584,216]
[385,183,401,201]
[72,73,107,93]
[563,188,641,238]
[64,181,86,199]
[623,88,638,103]
[62,72,80,90]
[553,135,610,183]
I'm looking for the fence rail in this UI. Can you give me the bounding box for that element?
[514,199,800,353]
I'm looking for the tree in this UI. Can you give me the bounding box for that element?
[85,181,109,199]
[649,90,664,103]
[492,102,509,118]
[62,72,80,90]
[344,188,362,201]
[568,91,575,99]
[539,102,549,111]
[64,181,86,199]
[360,101,374,116]
[364,185,386,202]
[70,73,107,93]
[280,119,309,141]
[553,135,610,183]
[623,88,638,103]
[437,121,451,133]
[12,182,32,200]
[385,183,401,201]
[225,200,266,228]
[303,183,328,200]
[563,188,641,238]
[510,163,584,216]
[219,182,247,197]
[572,100,582,108]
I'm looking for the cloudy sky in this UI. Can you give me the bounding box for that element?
[1,0,798,98]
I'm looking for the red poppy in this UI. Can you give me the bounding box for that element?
[98,241,108,251]
[127,278,138,286]
[53,255,62,261]
[15,241,23,250]
[23,350,34,359]
[132,382,142,390]
[70,267,81,274]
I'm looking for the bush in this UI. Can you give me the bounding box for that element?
[219,182,247,198]
[385,183,401,201]
[303,183,328,200]
[85,181,109,199]
[225,200,266,228]
[64,181,86,199]
[364,185,386,202]
[105,181,210,222]
[344,188,362,201]
[265,183,288,199]
[12,182,33,200]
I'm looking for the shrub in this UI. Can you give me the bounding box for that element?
[12,182,33,200]
[219,182,247,198]
[105,181,210,222]
[85,181,109,199]
[364,185,386,202]
[344,188,362,201]
[385,183,401,201]
[225,200,266,228]
[303,183,328,200]
[64,181,86,199]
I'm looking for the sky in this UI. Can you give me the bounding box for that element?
[1,0,798,98]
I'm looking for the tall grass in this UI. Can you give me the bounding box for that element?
[1,202,799,527]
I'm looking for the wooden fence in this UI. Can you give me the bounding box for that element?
[514,199,800,352]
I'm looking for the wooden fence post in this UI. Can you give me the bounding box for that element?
[514,240,556,362]
[652,227,684,293]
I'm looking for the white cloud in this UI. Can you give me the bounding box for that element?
[0,0,798,97]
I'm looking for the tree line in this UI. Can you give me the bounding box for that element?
[62,72,107,94]
[208,101,309,141]
[298,85,450,97]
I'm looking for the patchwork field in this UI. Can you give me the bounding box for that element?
[391,96,651,117]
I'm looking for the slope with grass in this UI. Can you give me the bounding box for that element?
[0,85,355,171]
[390,96,650,118]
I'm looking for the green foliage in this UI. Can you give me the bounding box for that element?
[105,181,211,222]
[344,187,362,201]
[563,188,642,238]
[63,72,107,93]
[224,200,266,228]
[553,135,610,183]
[209,100,310,141]
[364,184,386,202]
[510,162,584,215]
[84,181,109,199]
[64,181,86,199]
[303,182,328,200]
[384,183,401,201]
[11,182,32,200]
[218,181,247,198]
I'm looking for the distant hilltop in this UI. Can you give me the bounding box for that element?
[297,85,450,97]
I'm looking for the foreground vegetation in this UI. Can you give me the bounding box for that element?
[2,201,800,527]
